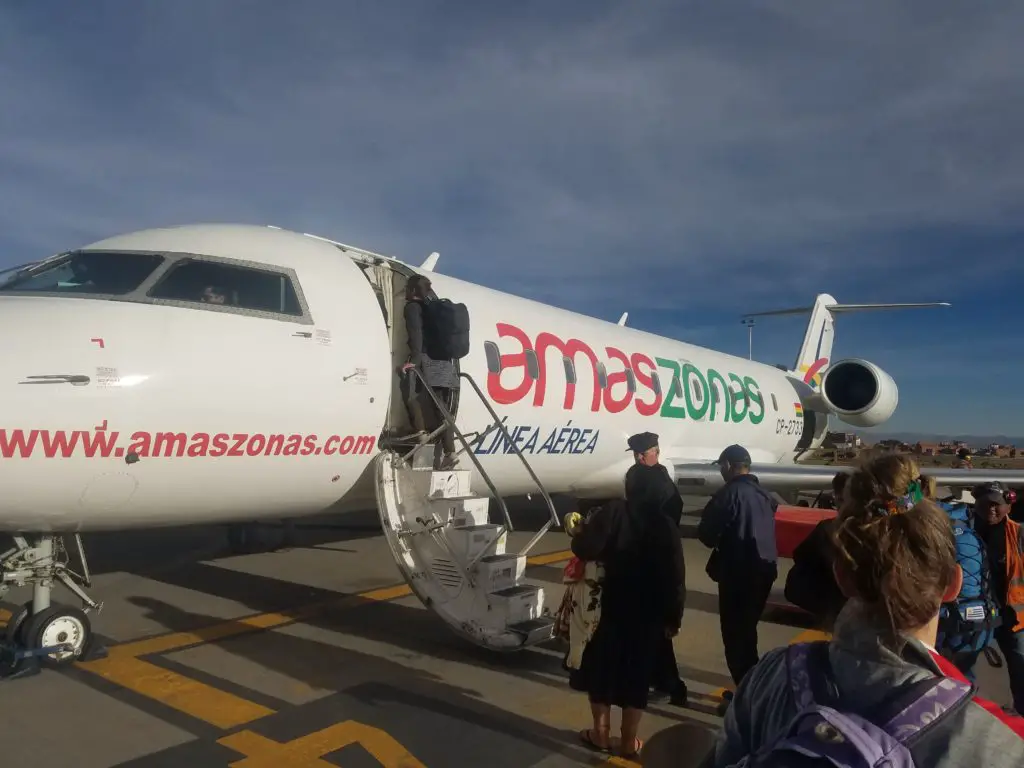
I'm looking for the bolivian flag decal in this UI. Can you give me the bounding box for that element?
[794,402,804,416]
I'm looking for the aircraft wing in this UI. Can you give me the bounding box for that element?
[669,461,1024,495]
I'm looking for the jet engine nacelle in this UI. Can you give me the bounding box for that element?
[819,358,899,428]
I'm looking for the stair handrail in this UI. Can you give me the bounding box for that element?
[404,368,516,535]
[455,372,562,550]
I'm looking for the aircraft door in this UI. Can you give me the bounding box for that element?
[371,265,461,442]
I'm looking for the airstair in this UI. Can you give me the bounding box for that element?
[374,371,560,650]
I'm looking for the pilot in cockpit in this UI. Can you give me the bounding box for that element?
[56,258,97,290]
[200,285,229,305]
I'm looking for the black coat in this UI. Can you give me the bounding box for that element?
[571,498,686,630]
[625,463,684,527]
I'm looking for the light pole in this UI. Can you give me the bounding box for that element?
[741,318,755,360]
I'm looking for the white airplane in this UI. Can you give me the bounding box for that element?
[2,223,1021,670]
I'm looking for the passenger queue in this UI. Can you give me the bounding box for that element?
[556,436,1024,764]
[399,281,1024,762]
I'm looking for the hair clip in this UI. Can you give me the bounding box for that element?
[868,499,894,518]
[868,493,915,518]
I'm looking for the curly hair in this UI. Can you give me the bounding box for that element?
[832,494,956,644]
[844,453,922,515]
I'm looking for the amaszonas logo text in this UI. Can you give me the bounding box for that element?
[484,323,765,424]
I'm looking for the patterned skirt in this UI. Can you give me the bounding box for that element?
[555,558,604,671]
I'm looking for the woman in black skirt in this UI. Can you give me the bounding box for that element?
[569,495,686,759]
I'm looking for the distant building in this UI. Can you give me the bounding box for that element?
[875,438,909,452]
[914,441,942,456]
[823,431,862,451]
[979,444,1017,458]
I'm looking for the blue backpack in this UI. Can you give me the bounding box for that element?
[936,501,1001,655]
[732,642,973,768]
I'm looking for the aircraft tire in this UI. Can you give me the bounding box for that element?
[3,600,33,646]
[22,604,92,668]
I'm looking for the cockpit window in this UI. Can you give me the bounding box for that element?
[147,258,303,316]
[0,251,164,295]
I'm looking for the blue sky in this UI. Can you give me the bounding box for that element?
[2,2,1022,438]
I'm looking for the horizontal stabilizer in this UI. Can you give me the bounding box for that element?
[741,295,951,374]
[742,301,950,319]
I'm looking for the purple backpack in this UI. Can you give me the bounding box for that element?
[736,642,974,768]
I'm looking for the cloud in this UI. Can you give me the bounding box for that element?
[0,2,1021,331]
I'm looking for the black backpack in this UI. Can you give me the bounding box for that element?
[421,298,470,360]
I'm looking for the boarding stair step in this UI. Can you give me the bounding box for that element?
[476,553,525,593]
[508,616,556,645]
[445,523,506,561]
[407,468,475,501]
[489,584,545,626]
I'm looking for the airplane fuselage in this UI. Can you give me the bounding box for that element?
[0,225,819,532]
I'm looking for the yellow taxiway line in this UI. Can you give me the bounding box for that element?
[3,548,831,766]
[74,549,575,731]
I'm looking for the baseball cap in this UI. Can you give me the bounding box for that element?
[972,482,1007,504]
[716,444,752,466]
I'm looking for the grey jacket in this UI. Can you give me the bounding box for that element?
[711,600,1024,767]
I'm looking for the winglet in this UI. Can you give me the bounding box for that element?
[420,252,440,271]
[617,312,628,327]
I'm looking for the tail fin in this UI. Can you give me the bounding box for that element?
[742,295,951,391]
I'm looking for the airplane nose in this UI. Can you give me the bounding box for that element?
[0,296,165,530]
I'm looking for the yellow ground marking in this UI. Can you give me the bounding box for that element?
[105,583,413,659]
[219,720,427,767]
[525,549,576,566]
[106,552,569,659]
[13,548,839,764]
[83,654,276,729]
[604,757,641,767]
[72,549,572,729]
[790,628,832,643]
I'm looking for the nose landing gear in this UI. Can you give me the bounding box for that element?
[1,533,107,680]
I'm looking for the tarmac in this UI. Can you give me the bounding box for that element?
[0,497,1014,768]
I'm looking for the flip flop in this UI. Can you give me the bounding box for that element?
[620,737,644,759]
[579,729,609,752]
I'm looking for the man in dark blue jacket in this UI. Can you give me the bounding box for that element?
[698,444,778,688]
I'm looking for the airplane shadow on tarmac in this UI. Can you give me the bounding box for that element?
[79,513,389,579]
[105,531,784,722]
[98,588,729,766]
[81,596,593,767]
[44,494,817,765]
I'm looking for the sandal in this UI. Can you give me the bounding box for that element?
[620,737,643,759]
[579,729,609,752]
